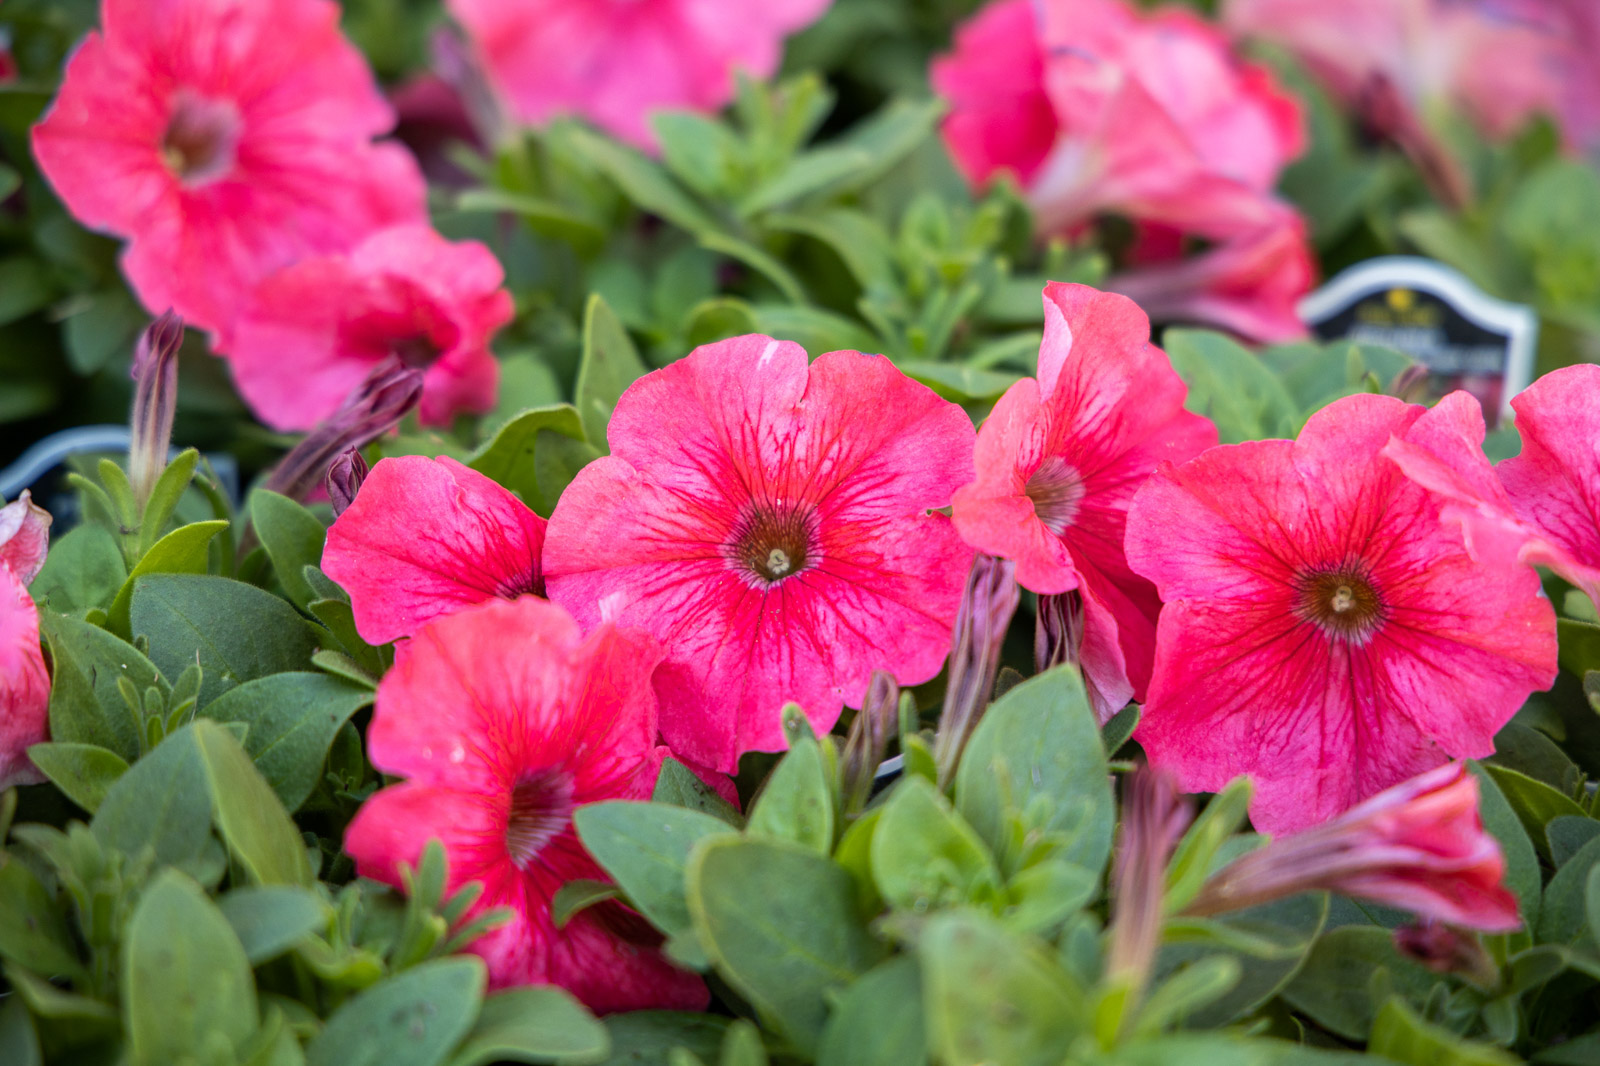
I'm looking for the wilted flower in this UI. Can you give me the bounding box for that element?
[544,334,976,773]
[841,669,899,816]
[323,456,548,646]
[951,284,1216,721]
[1107,218,1316,344]
[343,596,710,1010]
[446,0,831,150]
[261,358,423,505]
[934,0,1304,241]
[1126,392,1557,834]
[31,0,426,337]
[1393,921,1501,986]
[0,492,51,790]
[1186,763,1521,932]
[128,311,184,508]
[223,225,512,432]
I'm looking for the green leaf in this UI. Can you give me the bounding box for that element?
[1484,762,1587,864]
[449,986,609,1066]
[218,886,329,965]
[919,909,1084,1066]
[750,304,878,354]
[955,665,1114,877]
[0,996,41,1066]
[687,837,884,1055]
[550,879,620,928]
[107,519,230,636]
[682,297,760,349]
[454,189,607,249]
[1165,779,1253,913]
[1102,704,1140,756]
[136,449,201,558]
[816,956,926,1066]
[599,1013,729,1066]
[0,257,53,327]
[0,854,85,980]
[826,97,945,196]
[698,230,807,304]
[872,776,1002,911]
[1279,927,1442,1041]
[1000,859,1097,936]
[62,285,144,376]
[746,734,834,852]
[653,112,744,201]
[190,719,315,886]
[563,125,721,234]
[897,361,1023,403]
[765,209,896,291]
[652,756,743,827]
[1164,329,1300,444]
[574,801,736,941]
[739,145,875,216]
[91,727,213,869]
[1471,762,1543,926]
[250,490,327,612]
[130,574,322,706]
[39,611,165,760]
[25,742,128,813]
[199,671,375,812]
[1369,996,1519,1066]
[576,294,650,453]
[1538,837,1600,945]
[27,524,126,614]
[123,869,258,1066]
[1154,894,1327,1028]
[1549,815,1600,867]
[305,957,486,1066]
[468,404,593,514]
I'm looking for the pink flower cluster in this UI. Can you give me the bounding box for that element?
[32,0,512,432]
[320,278,1600,1004]
[1226,0,1600,156]
[933,0,1314,342]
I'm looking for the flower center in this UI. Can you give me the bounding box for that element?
[1294,566,1385,644]
[392,334,443,369]
[504,770,574,869]
[726,504,816,585]
[1025,457,1086,535]
[161,90,242,186]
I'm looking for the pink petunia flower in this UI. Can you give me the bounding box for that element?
[222,225,512,432]
[323,455,547,647]
[343,596,709,1010]
[1107,217,1315,344]
[31,0,427,338]
[1126,392,1557,835]
[446,0,832,151]
[1493,364,1600,606]
[1186,762,1521,931]
[933,0,1305,242]
[1224,0,1584,155]
[0,492,51,791]
[951,284,1217,721]
[543,334,976,773]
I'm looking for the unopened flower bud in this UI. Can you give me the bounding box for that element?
[128,311,184,507]
[1393,922,1501,989]
[932,554,1019,785]
[263,356,423,504]
[841,670,898,816]
[1106,764,1193,1031]
[326,448,370,518]
[1184,762,1520,932]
